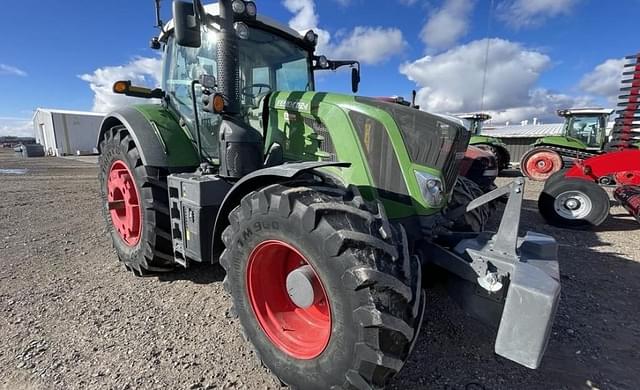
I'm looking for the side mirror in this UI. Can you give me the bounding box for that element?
[113,80,164,99]
[173,1,201,48]
[351,68,360,94]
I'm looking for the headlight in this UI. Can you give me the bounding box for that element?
[415,171,444,207]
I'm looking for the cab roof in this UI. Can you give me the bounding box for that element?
[160,2,303,42]
[557,108,614,117]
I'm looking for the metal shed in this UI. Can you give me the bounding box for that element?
[481,123,564,163]
[32,108,105,156]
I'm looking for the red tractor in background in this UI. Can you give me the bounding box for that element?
[539,53,640,227]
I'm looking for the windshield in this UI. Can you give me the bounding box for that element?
[565,115,605,148]
[238,27,313,112]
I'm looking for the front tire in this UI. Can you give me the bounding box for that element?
[538,178,610,228]
[447,176,491,232]
[219,183,424,389]
[98,125,175,274]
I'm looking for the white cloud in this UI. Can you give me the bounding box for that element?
[79,56,162,113]
[498,0,578,29]
[399,0,419,5]
[282,0,405,65]
[400,38,590,123]
[283,0,331,52]
[0,64,27,77]
[0,118,33,137]
[579,58,624,104]
[421,0,475,51]
[332,27,406,65]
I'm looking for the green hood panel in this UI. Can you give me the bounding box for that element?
[534,136,587,150]
[263,91,467,218]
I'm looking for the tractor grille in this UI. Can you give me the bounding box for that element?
[355,97,469,192]
[349,111,411,204]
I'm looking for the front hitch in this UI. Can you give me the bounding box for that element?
[425,179,561,369]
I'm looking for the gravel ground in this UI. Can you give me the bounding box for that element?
[1,149,639,390]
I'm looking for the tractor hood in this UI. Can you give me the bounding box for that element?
[354,96,471,191]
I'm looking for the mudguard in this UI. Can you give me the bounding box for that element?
[96,105,200,168]
[211,161,351,262]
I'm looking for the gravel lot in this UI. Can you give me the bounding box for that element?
[1,149,639,390]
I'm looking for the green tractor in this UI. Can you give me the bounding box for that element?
[97,1,560,388]
[459,113,511,172]
[519,108,614,181]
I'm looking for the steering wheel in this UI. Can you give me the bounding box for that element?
[242,83,272,100]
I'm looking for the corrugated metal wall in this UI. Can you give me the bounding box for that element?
[502,137,538,163]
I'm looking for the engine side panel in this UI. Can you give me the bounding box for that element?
[262,91,442,218]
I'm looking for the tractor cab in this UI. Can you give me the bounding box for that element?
[557,108,613,151]
[459,113,491,135]
[150,2,360,168]
[459,113,511,171]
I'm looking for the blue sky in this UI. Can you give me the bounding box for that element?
[1,0,639,136]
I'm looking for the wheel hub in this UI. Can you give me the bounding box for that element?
[554,190,593,220]
[524,150,562,181]
[565,198,580,210]
[107,160,141,246]
[246,240,331,360]
[286,265,322,309]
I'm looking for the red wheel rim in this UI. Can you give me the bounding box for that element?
[107,160,141,246]
[246,240,331,359]
[525,151,562,181]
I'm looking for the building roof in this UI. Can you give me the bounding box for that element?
[482,123,564,138]
[33,108,105,121]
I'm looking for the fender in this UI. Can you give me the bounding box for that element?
[96,104,200,168]
[211,161,351,262]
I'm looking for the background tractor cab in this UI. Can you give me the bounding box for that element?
[459,113,511,172]
[554,108,612,151]
[519,108,614,181]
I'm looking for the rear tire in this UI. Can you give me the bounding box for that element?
[99,125,175,275]
[447,176,491,232]
[476,143,510,171]
[219,183,424,390]
[520,147,563,181]
[538,178,610,228]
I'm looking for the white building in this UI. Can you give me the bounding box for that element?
[32,108,105,156]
